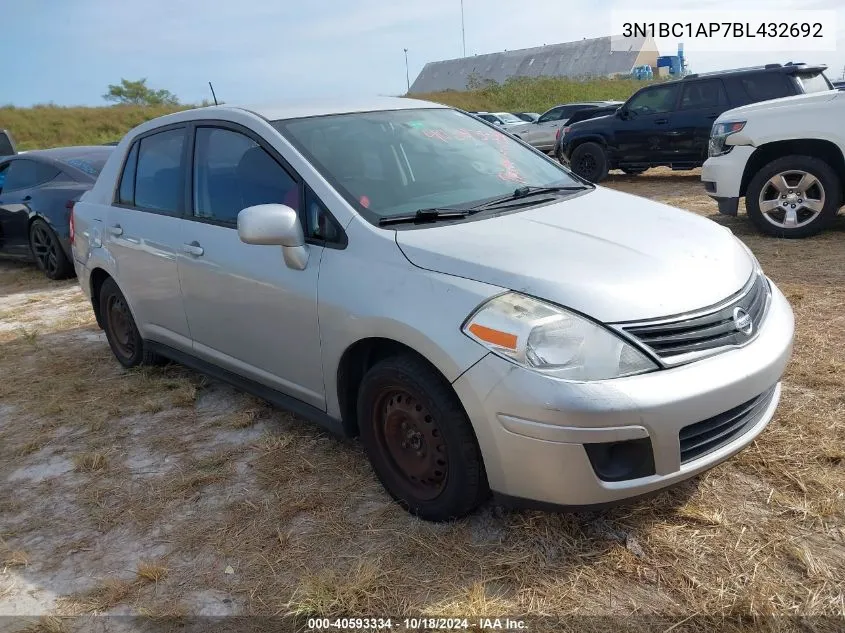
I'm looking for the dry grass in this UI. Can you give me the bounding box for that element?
[0,170,843,628]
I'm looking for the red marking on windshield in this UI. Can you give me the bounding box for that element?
[423,129,450,143]
[417,125,526,183]
[360,195,371,208]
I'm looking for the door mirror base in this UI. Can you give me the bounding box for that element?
[283,245,309,271]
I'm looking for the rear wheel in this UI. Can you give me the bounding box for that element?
[357,355,488,521]
[99,278,161,368]
[745,155,841,238]
[570,142,609,182]
[29,219,73,280]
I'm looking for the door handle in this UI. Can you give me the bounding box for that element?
[108,224,123,236]
[22,195,32,202]
[655,118,669,125]
[182,241,204,257]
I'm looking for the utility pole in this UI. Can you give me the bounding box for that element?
[404,48,410,92]
[460,0,466,57]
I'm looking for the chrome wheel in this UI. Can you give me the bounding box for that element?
[757,170,825,230]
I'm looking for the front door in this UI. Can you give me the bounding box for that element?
[177,124,326,409]
[615,84,681,164]
[105,126,192,350]
[0,159,58,258]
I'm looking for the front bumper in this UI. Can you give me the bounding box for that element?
[453,280,794,507]
[701,146,755,210]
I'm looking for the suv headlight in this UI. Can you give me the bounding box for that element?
[462,292,658,381]
[709,121,746,157]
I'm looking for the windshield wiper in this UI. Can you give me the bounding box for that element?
[469,185,590,211]
[378,208,472,226]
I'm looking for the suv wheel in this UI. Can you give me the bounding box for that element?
[570,142,609,182]
[746,156,841,238]
[99,278,161,368]
[357,354,489,521]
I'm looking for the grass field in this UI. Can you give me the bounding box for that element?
[0,76,652,151]
[1,169,843,632]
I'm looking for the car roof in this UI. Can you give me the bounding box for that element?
[681,62,827,81]
[210,97,447,122]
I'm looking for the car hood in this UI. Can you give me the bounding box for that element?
[568,114,614,131]
[717,90,840,121]
[395,187,754,323]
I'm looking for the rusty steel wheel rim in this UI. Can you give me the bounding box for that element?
[373,388,448,500]
[106,294,135,359]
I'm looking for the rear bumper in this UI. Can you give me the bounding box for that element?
[452,280,794,507]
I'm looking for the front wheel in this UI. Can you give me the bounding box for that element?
[570,142,609,182]
[745,155,841,238]
[357,355,489,521]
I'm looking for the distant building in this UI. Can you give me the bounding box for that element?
[409,35,658,93]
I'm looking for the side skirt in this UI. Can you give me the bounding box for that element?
[146,341,350,438]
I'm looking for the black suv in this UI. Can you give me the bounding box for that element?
[558,63,833,182]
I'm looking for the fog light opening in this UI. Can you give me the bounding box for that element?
[584,438,656,482]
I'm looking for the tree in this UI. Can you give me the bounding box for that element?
[103,78,179,106]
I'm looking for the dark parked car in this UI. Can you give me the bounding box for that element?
[1,130,16,158]
[511,101,622,152]
[833,80,845,91]
[0,146,112,279]
[553,104,625,162]
[558,63,834,182]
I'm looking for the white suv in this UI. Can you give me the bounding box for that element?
[702,90,845,238]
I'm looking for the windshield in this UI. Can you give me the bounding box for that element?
[494,112,524,124]
[273,108,580,222]
[795,71,833,93]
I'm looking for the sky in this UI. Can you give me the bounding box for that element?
[2,0,844,107]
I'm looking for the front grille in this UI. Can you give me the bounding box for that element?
[620,273,770,364]
[679,385,777,464]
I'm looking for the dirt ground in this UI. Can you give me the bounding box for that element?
[1,169,843,633]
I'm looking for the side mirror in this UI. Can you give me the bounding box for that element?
[238,203,309,270]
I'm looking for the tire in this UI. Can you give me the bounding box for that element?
[29,218,74,280]
[570,142,609,182]
[745,155,841,238]
[99,278,161,368]
[621,167,646,175]
[357,354,489,521]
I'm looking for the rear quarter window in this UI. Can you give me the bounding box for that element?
[794,72,832,94]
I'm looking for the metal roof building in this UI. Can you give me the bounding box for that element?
[409,35,658,93]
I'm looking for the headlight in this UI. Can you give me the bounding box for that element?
[709,121,746,157]
[462,292,658,381]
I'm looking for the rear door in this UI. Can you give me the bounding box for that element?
[671,79,729,162]
[105,126,192,351]
[734,73,793,106]
[177,122,327,409]
[0,158,60,257]
[615,84,680,163]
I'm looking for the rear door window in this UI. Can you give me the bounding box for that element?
[740,74,791,102]
[627,85,680,114]
[133,128,186,215]
[538,107,565,123]
[680,80,728,110]
[0,159,60,192]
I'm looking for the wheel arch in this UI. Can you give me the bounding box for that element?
[89,267,113,329]
[740,139,845,200]
[336,337,470,438]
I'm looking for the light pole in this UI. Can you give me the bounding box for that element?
[460,0,466,57]
[404,48,410,93]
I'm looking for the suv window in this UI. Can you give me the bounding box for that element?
[627,85,680,114]
[740,74,790,102]
[134,128,185,215]
[0,159,60,192]
[192,127,299,225]
[538,107,565,123]
[680,80,728,109]
[794,71,832,93]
